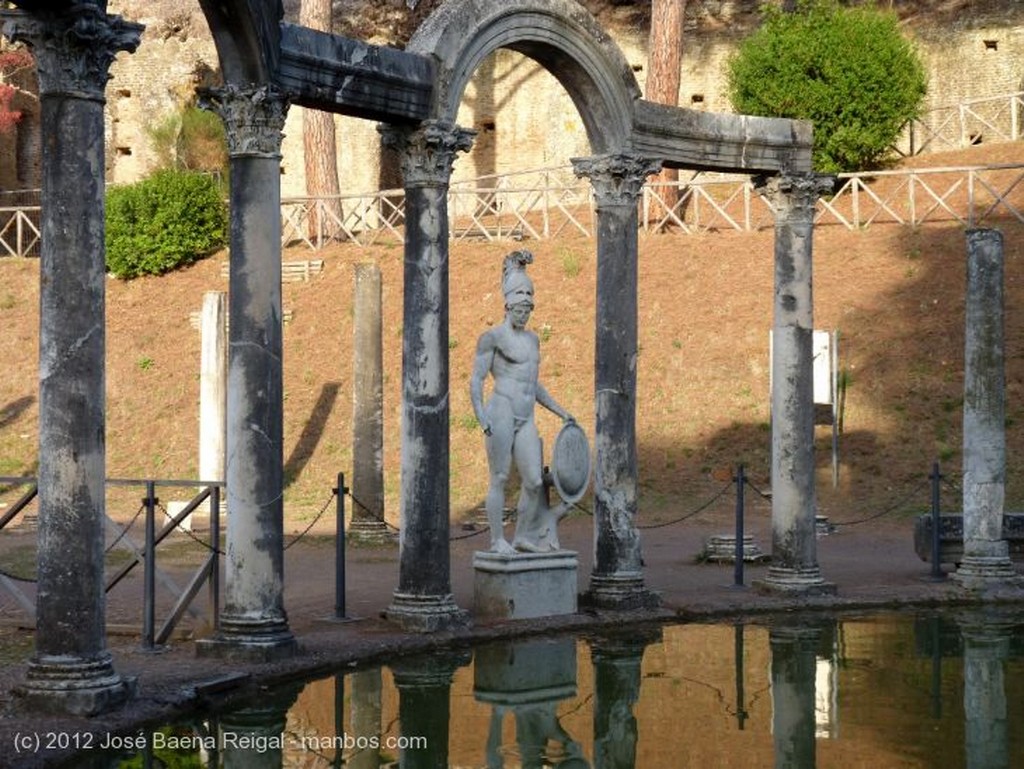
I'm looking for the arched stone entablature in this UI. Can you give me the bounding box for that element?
[408,0,641,154]
[197,0,282,84]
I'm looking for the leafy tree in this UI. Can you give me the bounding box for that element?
[0,47,34,134]
[147,105,227,175]
[727,0,927,172]
[106,170,227,279]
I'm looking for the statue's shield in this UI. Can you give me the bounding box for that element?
[550,421,591,505]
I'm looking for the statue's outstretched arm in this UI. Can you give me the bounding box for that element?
[536,382,572,423]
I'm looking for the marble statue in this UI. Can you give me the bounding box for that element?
[470,250,576,554]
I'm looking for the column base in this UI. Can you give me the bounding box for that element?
[347,519,396,545]
[952,555,1023,591]
[583,572,660,610]
[753,566,837,595]
[385,591,470,633]
[16,653,135,717]
[195,614,297,662]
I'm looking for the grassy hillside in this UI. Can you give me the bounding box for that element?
[3,143,1024,531]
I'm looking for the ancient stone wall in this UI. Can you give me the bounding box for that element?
[4,1,1024,195]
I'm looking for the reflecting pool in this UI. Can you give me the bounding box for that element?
[86,609,1024,768]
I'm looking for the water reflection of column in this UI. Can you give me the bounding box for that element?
[391,652,470,769]
[961,618,1010,769]
[769,625,820,769]
[219,686,299,769]
[350,668,384,769]
[591,629,660,769]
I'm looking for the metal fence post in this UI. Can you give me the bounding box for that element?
[335,472,348,620]
[209,484,221,631]
[142,480,157,650]
[929,461,945,581]
[733,464,745,588]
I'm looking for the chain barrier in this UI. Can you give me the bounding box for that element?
[743,477,772,501]
[638,480,734,530]
[827,477,931,528]
[154,500,224,555]
[104,503,146,554]
[346,489,401,533]
[0,565,34,583]
[284,489,338,550]
[450,509,517,542]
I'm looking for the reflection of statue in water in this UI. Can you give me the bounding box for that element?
[486,703,590,769]
[471,250,575,554]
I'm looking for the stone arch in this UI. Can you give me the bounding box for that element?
[197,0,282,83]
[407,0,642,154]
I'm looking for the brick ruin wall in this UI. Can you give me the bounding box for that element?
[2,1,1023,197]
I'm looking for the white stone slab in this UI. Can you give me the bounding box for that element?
[473,550,578,620]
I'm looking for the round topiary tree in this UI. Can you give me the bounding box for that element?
[727,0,927,173]
[106,170,227,279]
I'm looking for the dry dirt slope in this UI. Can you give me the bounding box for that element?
[3,143,1024,529]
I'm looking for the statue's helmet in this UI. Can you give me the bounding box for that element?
[502,249,534,307]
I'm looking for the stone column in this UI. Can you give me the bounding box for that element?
[350,262,389,542]
[197,85,296,660]
[769,625,820,769]
[199,291,228,486]
[572,153,660,609]
[380,121,473,631]
[2,4,141,716]
[960,617,1010,769]
[754,173,835,595]
[391,652,470,769]
[954,229,1019,590]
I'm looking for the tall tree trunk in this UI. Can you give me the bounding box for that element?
[646,0,686,225]
[300,0,344,243]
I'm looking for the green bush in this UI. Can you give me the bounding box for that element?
[727,0,927,172]
[106,170,227,279]
[148,105,227,174]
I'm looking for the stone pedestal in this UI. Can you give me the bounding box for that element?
[702,534,769,563]
[473,550,578,620]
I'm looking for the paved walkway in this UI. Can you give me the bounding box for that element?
[1,510,1020,769]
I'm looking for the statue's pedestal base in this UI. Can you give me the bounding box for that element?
[473,550,578,620]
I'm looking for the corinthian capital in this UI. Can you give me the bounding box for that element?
[754,173,835,224]
[379,120,475,188]
[572,153,661,209]
[1,4,143,100]
[199,84,290,159]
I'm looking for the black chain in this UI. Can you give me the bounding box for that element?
[0,565,35,583]
[104,503,145,554]
[284,489,338,550]
[155,500,224,554]
[829,477,930,527]
[638,481,733,530]
[347,490,401,533]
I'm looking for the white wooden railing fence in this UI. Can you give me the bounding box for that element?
[2,93,1022,257]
